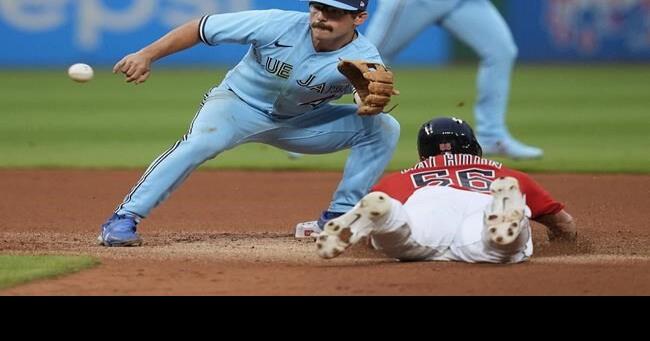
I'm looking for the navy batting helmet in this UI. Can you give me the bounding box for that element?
[301,0,369,11]
[417,117,482,160]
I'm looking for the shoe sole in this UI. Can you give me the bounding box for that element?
[97,234,143,247]
[104,239,143,247]
[484,177,526,246]
[316,192,391,259]
[481,141,543,160]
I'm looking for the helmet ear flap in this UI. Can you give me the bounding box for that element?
[473,140,483,157]
[461,121,483,157]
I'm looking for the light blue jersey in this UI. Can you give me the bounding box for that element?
[114,9,400,220]
[201,10,382,117]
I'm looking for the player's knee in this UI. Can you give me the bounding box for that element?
[483,40,518,65]
[494,41,518,64]
[503,41,518,61]
[184,135,231,160]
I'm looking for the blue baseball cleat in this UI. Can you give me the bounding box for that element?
[479,136,543,160]
[98,213,143,247]
[317,211,345,229]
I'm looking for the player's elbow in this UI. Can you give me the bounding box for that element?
[539,210,577,242]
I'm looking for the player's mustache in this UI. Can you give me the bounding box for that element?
[311,22,333,31]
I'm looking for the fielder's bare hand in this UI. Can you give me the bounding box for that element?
[113,52,152,85]
[537,210,577,243]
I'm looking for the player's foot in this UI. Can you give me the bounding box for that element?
[479,136,543,160]
[484,177,526,246]
[294,220,323,239]
[98,213,143,247]
[294,210,344,239]
[316,192,391,259]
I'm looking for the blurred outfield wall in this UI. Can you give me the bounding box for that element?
[0,0,449,66]
[0,0,648,67]
[507,0,650,61]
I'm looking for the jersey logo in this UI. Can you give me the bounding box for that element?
[349,213,362,225]
[265,57,293,79]
[297,75,326,93]
[274,41,293,48]
[439,142,452,152]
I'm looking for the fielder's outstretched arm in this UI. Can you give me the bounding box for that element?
[113,18,202,84]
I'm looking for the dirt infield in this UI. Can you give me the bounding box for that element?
[1,170,648,295]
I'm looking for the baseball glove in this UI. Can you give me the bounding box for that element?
[337,60,399,116]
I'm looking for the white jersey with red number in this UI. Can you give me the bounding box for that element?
[372,154,564,219]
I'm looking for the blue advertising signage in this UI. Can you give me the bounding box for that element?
[0,0,449,66]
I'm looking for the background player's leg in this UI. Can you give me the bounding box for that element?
[116,88,271,218]
[258,105,400,213]
[365,0,460,63]
[441,0,542,159]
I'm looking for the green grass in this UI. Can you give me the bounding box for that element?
[0,255,99,290]
[0,65,648,172]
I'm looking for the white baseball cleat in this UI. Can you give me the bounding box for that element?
[316,191,391,259]
[484,177,527,246]
[294,220,322,239]
[479,136,543,160]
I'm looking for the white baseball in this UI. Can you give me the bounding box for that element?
[68,63,94,82]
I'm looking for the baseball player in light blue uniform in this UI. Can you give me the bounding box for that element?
[364,0,542,159]
[99,0,400,246]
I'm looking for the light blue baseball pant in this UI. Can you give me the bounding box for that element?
[365,0,518,140]
[116,86,400,217]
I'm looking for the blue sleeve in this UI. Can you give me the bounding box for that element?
[199,10,287,47]
[367,54,384,65]
[358,35,385,65]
